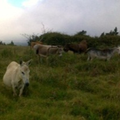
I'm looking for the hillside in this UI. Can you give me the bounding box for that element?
[0,45,120,120]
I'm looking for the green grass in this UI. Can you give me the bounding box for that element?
[0,45,120,120]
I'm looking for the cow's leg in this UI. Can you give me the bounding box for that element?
[12,84,17,96]
[37,55,40,64]
[19,85,25,97]
[107,57,110,61]
[87,57,89,61]
[39,54,47,64]
[38,55,42,63]
[38,55,43,63]
[46,56,49,65]
[87,56,91,61]
[91,57,93,61]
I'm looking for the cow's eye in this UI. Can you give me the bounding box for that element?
[21,72,25,75]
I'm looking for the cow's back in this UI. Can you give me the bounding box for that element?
[7,61,19,69]
[36,45,51,55]
[68,44,79,53]
[3,61,19,87]
[48,47,58,54]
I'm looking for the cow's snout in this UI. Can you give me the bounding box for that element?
[25,82,29,87]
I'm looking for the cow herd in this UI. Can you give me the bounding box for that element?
[31,40,88,62]
[31,40,120,61]
[2,40,120,97]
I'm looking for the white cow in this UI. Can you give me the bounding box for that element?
[3,60,32,97]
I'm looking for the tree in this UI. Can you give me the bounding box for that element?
[7,41,14,45]
[0,41,4,45]
[74,30,87,36]
[21,33,40,46]
[100,32,105,37]
[114,27,118,35]
[106,27,119,36]
[22,23,53,46]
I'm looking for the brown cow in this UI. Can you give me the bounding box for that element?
[64,43,79,53]
[64,40,87,53]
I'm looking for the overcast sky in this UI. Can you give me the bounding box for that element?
[0,0,120,44]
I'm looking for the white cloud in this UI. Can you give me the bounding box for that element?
[0,0,120,44]
[0,0,23,20]
[0,0,24,43]
[22,0,41,7]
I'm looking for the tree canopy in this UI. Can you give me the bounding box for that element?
[24,27,120,48]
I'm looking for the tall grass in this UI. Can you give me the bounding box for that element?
[0,45,120,120]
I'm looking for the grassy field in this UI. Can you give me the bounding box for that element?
[0,45,120,120]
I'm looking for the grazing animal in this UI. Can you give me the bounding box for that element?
[3,60,32,97]
[86,47,119,61]
[34,44,63,62]
[35,44,63,56]
[64,40,87,53]
[33,44,52,53]
[33,44,63,60]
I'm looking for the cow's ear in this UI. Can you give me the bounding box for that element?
[26,59,32,66]
[19,60,23,65]
[20,60,25,66]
